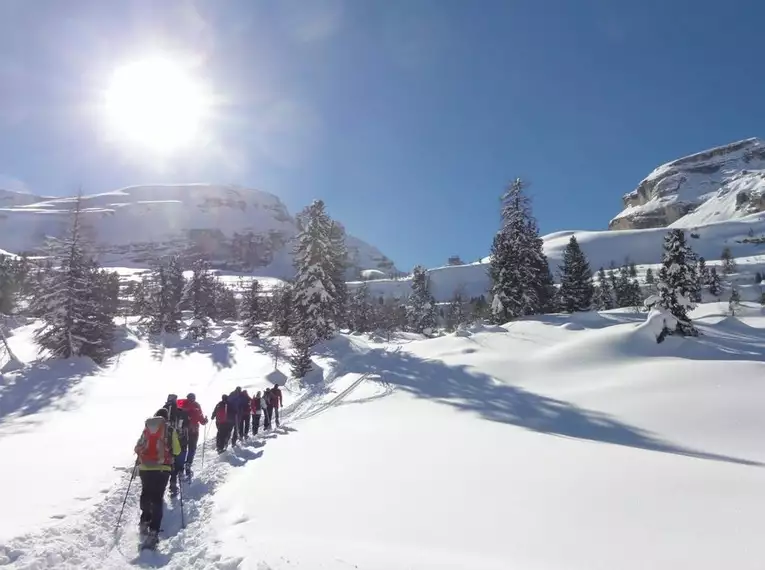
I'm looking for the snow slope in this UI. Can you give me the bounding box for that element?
[2,306,764,569]
[610,138,765,230]
[0,185,396,279]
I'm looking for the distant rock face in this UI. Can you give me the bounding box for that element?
[0,184,396,279]
[610,138,765,230]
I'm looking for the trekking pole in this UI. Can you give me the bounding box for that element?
[115,458,139,533]
[201,423,208,468]
[179,473,186,529]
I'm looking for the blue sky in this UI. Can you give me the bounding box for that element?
[0,0,763,270]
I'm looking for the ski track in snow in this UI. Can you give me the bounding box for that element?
[0,344,399,570]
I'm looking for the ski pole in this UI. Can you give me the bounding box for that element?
[179,467,186,529]
[201,423,208,468]
[116,458,139,532]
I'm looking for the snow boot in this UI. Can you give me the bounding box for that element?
[140,530,159,551]
[185,465,193,481]
[169,484,179,498]
[139,522,149,538]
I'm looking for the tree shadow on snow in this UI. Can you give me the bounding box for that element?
[334,349,763,468]
[0,357,95,426]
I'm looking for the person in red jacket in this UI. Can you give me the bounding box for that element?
[176,393,208,478]
[270,383,283,428]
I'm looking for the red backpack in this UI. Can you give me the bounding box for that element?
[250,397,261,414]
[136,417,172,467]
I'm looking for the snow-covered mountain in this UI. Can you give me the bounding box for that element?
[610,138,765,230]
[0,184,396,279]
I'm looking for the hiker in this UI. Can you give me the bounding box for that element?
[228,387,243,446]
[239,389,252,440]
[263,388,272,430]
[269,383,283,428]
[212,394,234,453]
[177,393,208,478]
[134,408,181,548]
[164,394,190,496]
[250,390,264,435]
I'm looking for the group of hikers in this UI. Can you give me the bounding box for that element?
[132,384,284,549]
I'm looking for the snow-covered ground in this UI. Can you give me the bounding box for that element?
[1,305,764,569]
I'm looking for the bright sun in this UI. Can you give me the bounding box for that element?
[104,58,209,152]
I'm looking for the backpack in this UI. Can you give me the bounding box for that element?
[251,397,261,414]
[137,417,172,467]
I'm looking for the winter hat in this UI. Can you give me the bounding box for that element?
[155,408,169,419]
[221,394,228,401]
[187,393,196,401]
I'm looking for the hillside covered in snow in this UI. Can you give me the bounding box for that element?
[0,184,396,279]
[1,303,764,569]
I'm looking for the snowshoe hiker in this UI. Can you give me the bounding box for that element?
[271,383,283,428]
[263,388,272,430]
[135,408,181,549]
[238,389,252,440]
[228,387,243,446]
[177,393,207,479]
[250,391,263,435]
[212,394,234,453]
[164,394,190,496]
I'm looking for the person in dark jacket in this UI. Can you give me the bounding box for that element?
[263,388,272,430]
[238,389,252,440]
[164,394,190,496]
[270,383,283,428]
[228,387,243,446]
[212,394,234,453]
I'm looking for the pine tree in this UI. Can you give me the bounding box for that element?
[489,178,554,322]
[30,194,116,363]
[132,277,151,320]
[349,283,374,333]
[628,260,638,278]
[240,279,265,340]
[721,247,736,274]
[183,259,216,339]
[645,267,655,287]
[292,200,337,343]
[756,271,763,284]
[729,287,741,316]
[558,236,594,312]
[328,220,350,329]
[270,283,294,336]
[593,268,615,310]
[214,281,237,321]
[698,257,710,285]
[708,267,722,297]
[445,290,467,331]
[146,256,184,334]
[689,258,703,304]
[656,229,699,337]
[0,256,18,315]
[406,266,437,334]
[290,324,314,379]
[469,294,490,322]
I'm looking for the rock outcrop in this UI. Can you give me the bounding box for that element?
[610,138,765,230]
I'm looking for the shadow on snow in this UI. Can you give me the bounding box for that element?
[333,347,763,468]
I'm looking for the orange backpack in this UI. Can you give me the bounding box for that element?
[136,417,172,467]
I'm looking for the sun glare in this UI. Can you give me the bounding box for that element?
[104,58,209,153]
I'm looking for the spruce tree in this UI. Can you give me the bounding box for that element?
[132,277,151,321]
[558,236,594,312]
[270,283,294,336]
[445,290,467,331]
[30,195,116,363]
[328,220,350,329]
[183,259,216,339]
[729,287,741,316]
[349,283,374,333]
[0,256,18,315]
[214,281,238,321]
[698,257,710,285]
[290,322,314,379]
[489,178,554,322]
[594,267,615,310]
[628,260,638,278]
[240,279,265,340]
[645,267,655,285]
[656,229,698,337]
[756,271,763,284]
[292,200,337,343]
[406,266,437,334]
[708,267,722,297]
[721,247,736,274]
[146,256,184,334]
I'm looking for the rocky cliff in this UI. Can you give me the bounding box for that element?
[609,138,765,230]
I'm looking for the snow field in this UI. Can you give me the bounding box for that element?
[1,307,765,568]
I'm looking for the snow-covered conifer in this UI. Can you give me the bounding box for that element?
[183,259,216,339]
[558,236,594,312]
[656,229,698,337]
[406,266,437,334]
[240,278,265,340]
